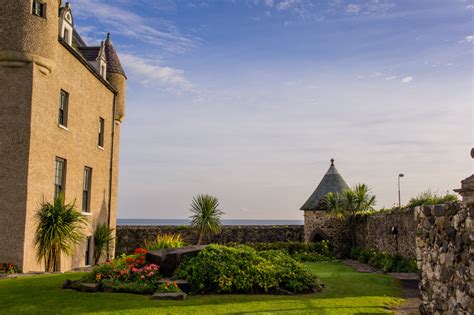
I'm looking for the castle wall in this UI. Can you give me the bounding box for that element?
[21,43,117,272]
[415,203,473,314]
[115,225,304,255]
[303,211,351,257]
[0,63,34,269]
[353,209,416,258]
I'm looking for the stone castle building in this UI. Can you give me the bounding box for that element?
[301,159,351,256]
[0,1,126,272]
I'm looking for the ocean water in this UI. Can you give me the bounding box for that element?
[117,219,303,226]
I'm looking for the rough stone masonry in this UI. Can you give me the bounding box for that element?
[415,202,473,314]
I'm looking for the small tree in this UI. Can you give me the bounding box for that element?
[93,223,115,265]
[326,183,376,245]
[189,194,224,245]
[35,194,87,272]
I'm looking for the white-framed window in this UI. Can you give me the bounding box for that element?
[59,90,69,127]
[82,167,92,213]
[32,1,46,17]
[98,117,105,148]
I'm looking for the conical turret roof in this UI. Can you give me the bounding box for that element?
[104,33,126,78]
[300,159,349,211]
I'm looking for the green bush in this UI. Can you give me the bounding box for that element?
[226,241,334,262]
[174,245,320,294]
[407,190,458,208]
[0,263,20,274]
[144,233,185,251]
[350,247,417,273]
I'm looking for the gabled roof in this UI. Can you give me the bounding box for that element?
[300,159,349,211]
[104,33,126,78]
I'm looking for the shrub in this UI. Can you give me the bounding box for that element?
[407,190,458,208]
[156,281,182,293]
[93,223,115,265]
[144,233,185,251]
[350,247,417,273]
[226,241,334,262]
[174,245,320,294]
[0,263,20,274]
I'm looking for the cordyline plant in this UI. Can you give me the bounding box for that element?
[35,194,88,272]
[325,183,376,245]
[189,194,224,245]
[93,223,115,265]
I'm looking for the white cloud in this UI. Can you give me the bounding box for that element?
[346,4,361,14]
[466,5,474,10]
[73,0,198,54]
[401,76,413,83]
[120,53,192,90]
[385,75,397,81]
[458,35,474,43]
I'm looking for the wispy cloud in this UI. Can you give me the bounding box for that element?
[466,5,474,10]
[458,35,474,43]
[346,4,361,14]
[401,76,413,83]
[385,75,397,81]
[73,0,199,54]
[120,53,192,90]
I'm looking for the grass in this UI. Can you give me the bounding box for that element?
[0,262,404,314]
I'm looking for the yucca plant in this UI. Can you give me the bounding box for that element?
[35,194,88,272]
[144,233,185,251]
[325,183,376,246]
[189,194,224,245]
[93,223,115,265]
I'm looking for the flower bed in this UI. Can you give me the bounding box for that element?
[0,263,20,274]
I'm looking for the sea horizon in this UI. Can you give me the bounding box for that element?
[117,218,304,226]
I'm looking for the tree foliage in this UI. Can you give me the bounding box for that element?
[93,223,115,265]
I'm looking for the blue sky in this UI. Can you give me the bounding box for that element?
[72,0,473,219]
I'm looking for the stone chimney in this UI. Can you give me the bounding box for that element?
[453,148,474,203]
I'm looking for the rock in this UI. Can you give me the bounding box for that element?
[150,292,187,300]
[102,287,114,293]
[78,283,100,292]
[271,287,294,295]
[146,245,207,277]
[157,279,191,293]
[433,205,445,217]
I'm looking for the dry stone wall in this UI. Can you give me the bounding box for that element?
[353,208,416,258]
[415,203,473,314]
[115,225,304,255]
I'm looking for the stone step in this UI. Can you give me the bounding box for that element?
[150,292,187,300]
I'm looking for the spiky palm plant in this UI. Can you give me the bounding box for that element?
[93,223,115,265]
[326,184,376,246]
[189,194,224,245]
[35,194,87,272]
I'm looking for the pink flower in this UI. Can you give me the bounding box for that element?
[140,275,145,280]
[147,272,154,277]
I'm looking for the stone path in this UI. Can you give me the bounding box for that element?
[342,260,420,315]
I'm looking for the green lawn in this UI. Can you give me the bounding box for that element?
[0,262,403,314]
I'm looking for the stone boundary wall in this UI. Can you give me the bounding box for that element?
[354,208,416,258]
[115,225,304,255]
[415,203,473,314]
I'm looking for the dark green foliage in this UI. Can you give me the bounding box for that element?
[0,263,20,274]
[189,194,224,245]
[407,190,458,208]
[174,245,320,294]
[227,241,334,262]
[93,223,115,265]
[350,247,417,273]
[35,194,88,272]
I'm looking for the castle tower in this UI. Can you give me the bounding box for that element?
[300,159,351,256]
[0,0,61,74]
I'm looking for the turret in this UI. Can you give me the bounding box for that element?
[0,0,61,74]
[104,33,126,122]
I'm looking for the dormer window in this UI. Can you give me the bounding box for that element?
[32,1,46,17]
[59,4,74,45]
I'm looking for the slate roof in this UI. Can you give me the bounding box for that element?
[77,47,100,62]
[300,159,349,211]
[104,33,126,78]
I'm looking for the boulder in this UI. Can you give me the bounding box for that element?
[78,283,100,292]
[150,292,187,300]
[146,245,207,277]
